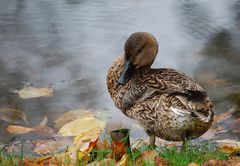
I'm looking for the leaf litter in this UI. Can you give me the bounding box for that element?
[54,109,95,129]
[58,117,105,136]
[14,86,53,99]
[2,108,240,165]
[0,108,28,124]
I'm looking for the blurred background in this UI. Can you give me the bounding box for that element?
[0,0,239,143]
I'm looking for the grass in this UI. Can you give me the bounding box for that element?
[158,145,228,166]
[0,141,230,166]
[136,141,229,166]
[0,150,23,166]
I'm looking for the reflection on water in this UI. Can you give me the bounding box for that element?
[0,0,240,142]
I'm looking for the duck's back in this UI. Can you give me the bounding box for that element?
[119,68,207,110]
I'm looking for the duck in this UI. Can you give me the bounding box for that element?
[107,32,214,147]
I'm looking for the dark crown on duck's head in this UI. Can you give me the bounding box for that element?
[118,32,159,85]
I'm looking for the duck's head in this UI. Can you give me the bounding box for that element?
[118,32,158,85]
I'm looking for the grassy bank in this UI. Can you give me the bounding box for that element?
[0,142,230,166]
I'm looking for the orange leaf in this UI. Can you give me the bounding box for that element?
[219,146,239,154]
[111,141,127,161]
[6,125,35,134]
[155,156,171,166]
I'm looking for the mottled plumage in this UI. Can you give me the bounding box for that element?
[107,32,214,146]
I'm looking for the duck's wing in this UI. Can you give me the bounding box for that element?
[141,68,207,96]
[122,68,207,110]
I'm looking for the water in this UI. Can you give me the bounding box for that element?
[0,0,240,143]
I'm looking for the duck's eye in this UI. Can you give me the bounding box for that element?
[137,47,144,53]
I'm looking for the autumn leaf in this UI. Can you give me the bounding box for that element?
[0,108,28,124]
[216,139,240,154]
[117,154,128,166]
[14,86,53,99]
[6,125,35,134]
[31,139,64,155]
[188,163,200,166]
[54,109,95,129]
[136,150,159,166]
[78,138,99,163]
[58,117,105,136]
[202,158,240,166]
[74,126,102,148]
[33,116,55,137]
[87,158,116,166]
[155,156,171,166]
[6,116,55,137]
[111,141,128,161]
[96,137,110,151]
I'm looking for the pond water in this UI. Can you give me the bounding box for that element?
[0,0,240,143]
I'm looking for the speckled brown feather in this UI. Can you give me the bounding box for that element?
[107,32,214,141]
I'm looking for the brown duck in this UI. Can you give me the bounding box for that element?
[107,32,214,147]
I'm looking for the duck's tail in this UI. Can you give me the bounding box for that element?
[170,106,214,123]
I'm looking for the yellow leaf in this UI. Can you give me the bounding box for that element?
[14,86,53,99]
[188,163,200,166]
[117,154,128,166]
[74,127,102,147]
[54,109,95,129]
[0,108,28,124]
[58,117,105,136]
[7,125,35,134]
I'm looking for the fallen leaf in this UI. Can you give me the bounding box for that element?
[58,117,105,136]
[155,156,171,166]
[111,141,128,161]
[22,155,69,166]
[6,125,35,134]
[31,139,64,155]
[219,146,237,154]
[95,109,112,120]
[117,154,128,166]
[80,138,99,154]
[77,139,99,164]
[188,163,200,166]
[87,158,116,166]
[216,139,240,154]
[14,86,53,99]
[136,150,159,166]
[96,137,110,151]
[74,126,102,148]
[39,116,48,126]
[0,108,28,124]
[202,158,240,166]
[54,109,95,129]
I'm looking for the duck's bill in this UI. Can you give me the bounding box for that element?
[118,60,135,86]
